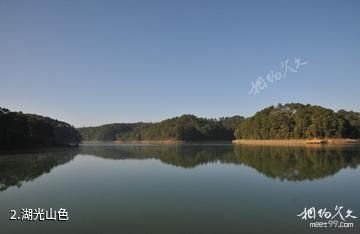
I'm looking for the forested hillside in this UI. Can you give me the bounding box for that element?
[0,107,81,149]
[337,110,360,138]
[78,103,360,142]
[78,115,244,141]
[234,103,360,139]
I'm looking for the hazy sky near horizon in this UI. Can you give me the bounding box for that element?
[1,0,359,127]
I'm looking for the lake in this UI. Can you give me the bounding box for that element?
[1,143,360,234]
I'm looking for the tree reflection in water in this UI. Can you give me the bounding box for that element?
[0,148,78,192]
[81,144,360,181]
[0,145,359,193]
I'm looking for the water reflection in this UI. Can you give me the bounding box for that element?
[0,148,78,191]
[81,144,360,181]
[80,144,236,167]
[234,146,360,181]
[0,145,359,192]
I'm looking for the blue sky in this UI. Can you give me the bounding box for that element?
[0,0,359,127]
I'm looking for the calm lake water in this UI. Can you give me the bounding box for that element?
[1,143,360,234]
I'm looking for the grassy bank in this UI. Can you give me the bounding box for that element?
[232,139,360,146]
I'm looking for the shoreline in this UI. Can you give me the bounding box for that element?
[82,140,232,145]
[232,139,360,146]
[113,140,185,144]
[82,138,360,146]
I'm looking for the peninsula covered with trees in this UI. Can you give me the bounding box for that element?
[78,103,360,144]
[234,103,360,140]
[0,107,81,149]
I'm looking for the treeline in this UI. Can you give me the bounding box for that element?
[0,107,81,149]
[78,115,244,141]
[78,103,360,142]
[234,103,360,139]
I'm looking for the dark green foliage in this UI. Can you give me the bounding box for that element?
[0,108,81,149]
[337,110,360,138]
[235,103,359,139]
[79,103,360,141]
[0,111,29,147]
[78,123,150,141]
[78,115,244,141]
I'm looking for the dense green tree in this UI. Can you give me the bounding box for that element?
[78,103,360,142]
[78,115,243,142]
[337,110,360,138]
[235,103,359,139]
[0,107,80,149]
